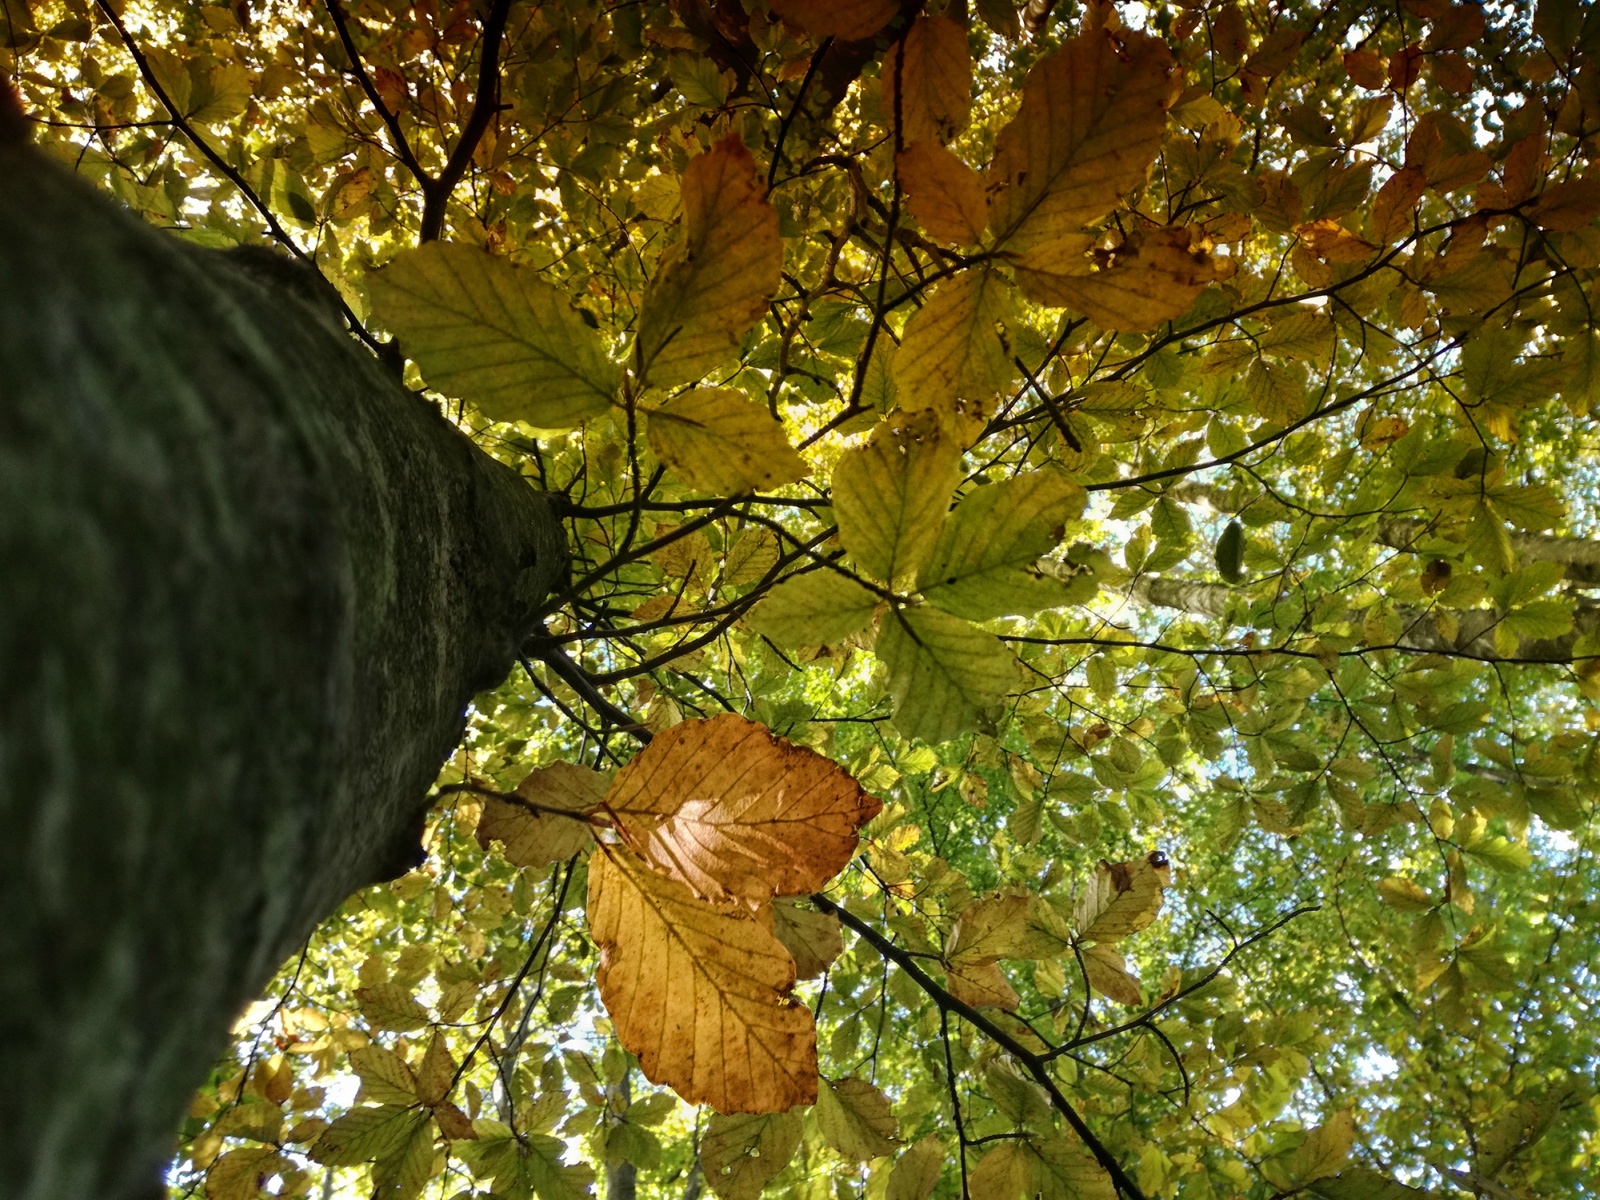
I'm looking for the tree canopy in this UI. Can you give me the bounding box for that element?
[6,0,1600,1197]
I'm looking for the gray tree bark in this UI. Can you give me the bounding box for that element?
[0,101,564,1197]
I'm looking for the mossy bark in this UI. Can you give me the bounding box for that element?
[0,130,564,1196]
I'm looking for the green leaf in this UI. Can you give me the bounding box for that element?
[368,242,617,428]
[1462,834,1533,873]
[815,1077,901,1162]
[918,471,1088,620]
[876,607,1017,743]
[310,1105,431,1165]
[702,1111,803,1200]
[1376,876,1433,913]
[646,388,807,496]
[1292,1111,1356,1184]
[834,411,964,586]
[1308,1169,1437,1199]
[887,1137,946,1200]
[1215,519,1247,584]
[353,983,430,1031]
[747,571,880,647]
[893,269,1018,414]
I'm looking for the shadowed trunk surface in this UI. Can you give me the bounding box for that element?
[0,110,564,1197]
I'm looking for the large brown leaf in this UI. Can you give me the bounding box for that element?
[605,714,882,906]
[588,845,818,1113]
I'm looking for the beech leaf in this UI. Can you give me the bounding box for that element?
[898,143,988,246]
[367,242,618,428]
[604,713,882,906]
[587,845,818,1112]
[701,1110,804,1200]
[883,17,973,145]
[887,1136,946,1200]
[770,898,845,979]
[1072,853,1170,943]
[746,571,880,648]
[894,270,1018,414]
[1010,226,1231,332]
[834,411,965,586]
[815,1077,901,1161]
[637,135,781,386]
[475,761,605,868]
[769,0,897,41]
[646,388,808,496]
[876,606,1017,743]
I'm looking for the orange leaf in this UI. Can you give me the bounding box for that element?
[769,0,897,41]
[883,16,972,145]
[1371,166,1426,244]
[898,142,987,246]
[985,29,1178,249]
[605,714,882,906]
[475,762,604,868]
[636,136,780,387]
[588,845,818,1113]
[1295,219,1376,263]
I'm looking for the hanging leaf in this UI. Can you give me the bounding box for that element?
[1010,226,1230,332]
[475,761,605,868]
[985,30,1178,249]
[1080,943,1143,1006]
[883,17,973,145]
[894,269,1018,414]
[1072,853,1170,943]
[1215,520,1248,584]
[310,1105,433,1165]
[898,142,988,246]
[770,898,845,979]
[815,1077,901,1161]
[834,410,965,586]
[367,242,618,428]
[876,606,1017,742]
[746,571,881,648]
[701,1110,805,1200]
[603,713,882,906]
[886,1136,947,1200]
[646,388,808,496]
[587,845,818,1113]
[918,471,1088,620]
[637,135,781,386]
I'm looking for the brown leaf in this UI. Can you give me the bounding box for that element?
[770,898,844,979]
[1080,943,1142,1006]
[883,16,973,145]
[605,714,882,906]
[946,959,1020,1010]
[475,762,605,868]
[769,0,897,41]
[1011,226,1231,332]
[985,29,1178,249]
[1371,166,1426,244]
[1295,219,1376,263]
[414,1033,455,1107]
[637,135,781,387]
[1072,852,1170,943]
[1530,176,1600,233]
[898,142,987,246]
[588,845,818,1113]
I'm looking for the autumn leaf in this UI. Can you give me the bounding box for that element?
[893,269,1018,413]
[876,606,1017,742]
[770,898,844,979]
[1010,226,1231,332]
[603,713,882,906]
[587,844,817,1112]
[985,29,1178,249]
[815,1077,901,1161]
[349,1044,418,1105]
[898,142,987,246]
[310,1104,432,1165]
[746,571,880,648]
[474,762,605,868]
[1371,165,1426,243]
[353,983,430,1032]
[646,388,808,496]
[883,17,973,145]
[207,1148,285,1200]
[701,1110,805,1200]
[1072,853,1170,943]
[636,136,781,387]
[367,242,618,428]
[1080,943,1143,1006]
[918,471,1088,620]
[833,410,965,586]
[1291,1111,1356,1184]
[769,0,897,41]
[887,1136,946,1200]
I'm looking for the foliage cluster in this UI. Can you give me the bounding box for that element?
[6,0,1600,1197]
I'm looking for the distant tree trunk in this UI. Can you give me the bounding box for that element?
[0,104,564,1197]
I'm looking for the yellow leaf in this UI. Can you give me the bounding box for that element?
[894,269,1018,414]
[1072,853,1170,943]
[883,17,972,145]
[588,845,817,1113]
[834,410,964,586]
[414,1033,456,1107]
[945,891,1031,965]
[876,606,1017,743]
[604,713,883,906]
[898,142,987,246]
[207,1147,285,1200]
[1292,1110,1355,1183]
[769,0,897,41]
[945,961,1017,1009]
[702,1111,805,1200]
[1295,218,1376,263]
[646,388,808,495]
[475,762,605,868]
[887,1137,946,1200]
[969,1142,1032,1200]
[1371,165,1426,244]
[1010,226,1230,332]
[770,898,844,979]
[815,1076,901,1161]
[348,1045,418,1105]
[637,135,781,387]
[746,571,880,648]
[1080,943,1142,1006]
[353,983,430,1032]
[367,242,618,428]
[985,29,1178,249]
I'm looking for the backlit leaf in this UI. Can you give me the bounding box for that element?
[353,983,430,1032]
[746,571,880,648]
[588,845,817,1112]
[1081,943,1142,1006]
[475,761,605,868]
[883,17,973,145]
[894,269,1018,413]
[646,388,808,496]
[876,606,1017,742]
[637,136,781,387]
[604,713,882,906]
[770,898,844,979]
[310,1105,432,1165]
[815,1077,901,1161]
[702,1110,804,1200]
[887,1137,946,1200]
[368,242,618,428]
[1011,226,1229,332]
[834,410,964,586]
[1072,853,1170,943]
[1292,1111,1356,1184]
[769,0,897,41]
[898,142,987,246]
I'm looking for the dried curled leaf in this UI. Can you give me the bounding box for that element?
[588,845,818,1113]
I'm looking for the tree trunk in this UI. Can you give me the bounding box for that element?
[0,111,564,1197]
